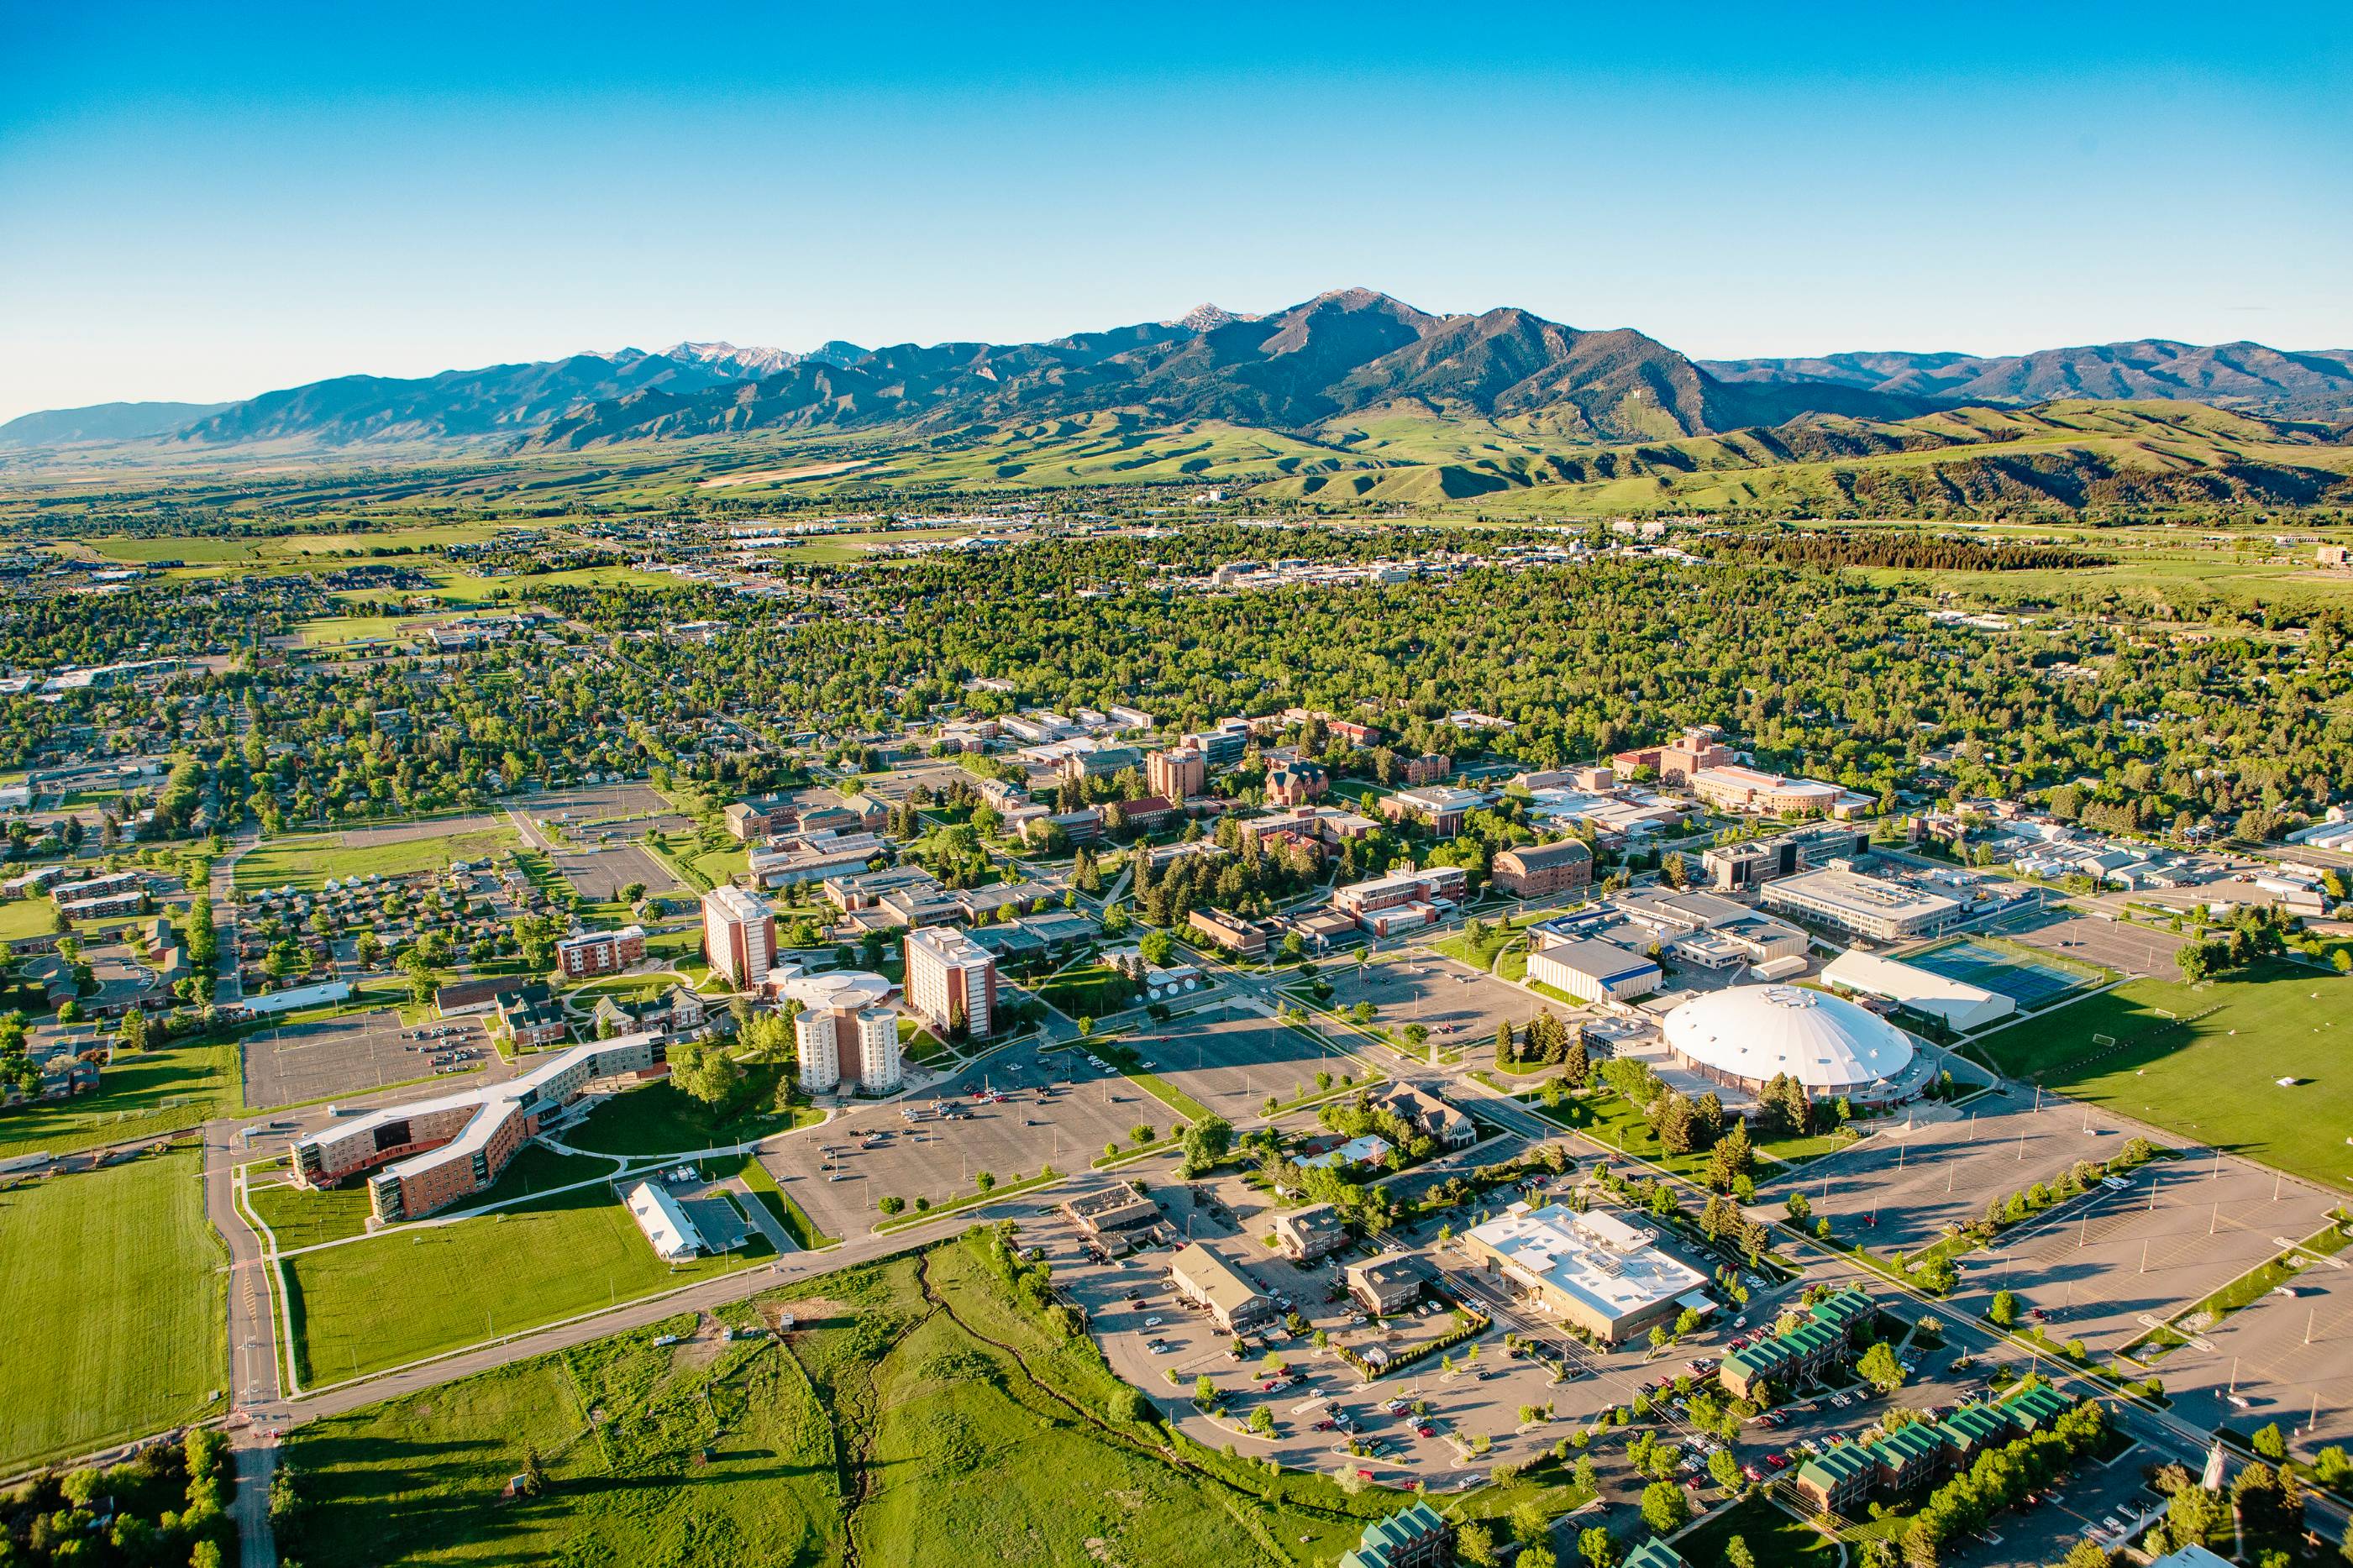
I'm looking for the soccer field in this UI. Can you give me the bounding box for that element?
[283,1183,754,1385]
[1980,962,2353,1194]
[0,1149,227,1471]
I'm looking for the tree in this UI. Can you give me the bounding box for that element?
[2252,1421,2287,1460]
[975,1171,995,1192]
[879,1195,905,1215]
[1857,1341,1907,1393]
[1989,1288,2019,1327]
[667,1036,742,1111]
[1578,1525,1617,1568]
[1180,1114,1233,1173]
[1457,1520,1500,1568]
[1709,1448,1743,1491]
[1726,1538,1757,1568]
[1640,1479,1690,1534]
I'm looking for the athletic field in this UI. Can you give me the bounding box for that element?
[0,1148,226,1470]
[1979,961,2351,1194]
[1906,935,2101,1009]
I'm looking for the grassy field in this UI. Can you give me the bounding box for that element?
[0,1033,238,1160]
[283,1181,754,1383]
[1033,963,1138,1020]
[1677,1493,1841,1568]
[1979,961,2351,1193]
[281,1234,1397,1567]
[564,1076,810,1157]
[294,613,416,647]
[0,1148,227,1471]
[0,894,60,942]
[232,825,519,890]
[248,1165,375,1250]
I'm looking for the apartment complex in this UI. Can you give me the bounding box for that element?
[554,923,646,978]
[291,1032,662,1222]
[904,925,997,1040]
[1718,1287,1876,1398]
[701,885,777,988]
[1794,1383,2081,1515]
[1271,1202,1348,1261]
[1338,1503,1453,1568]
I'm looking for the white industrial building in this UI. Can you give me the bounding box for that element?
[625,1179,706,1261]
[1461,1203,1710,1345]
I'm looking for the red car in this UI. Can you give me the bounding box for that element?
[1417,1424,1436,1438]
[1767,1453,1788,1470]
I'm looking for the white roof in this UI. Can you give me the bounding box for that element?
[1662,983,1915,1092]
[1820,949,2015,1031]
[780,969,893,1010]
[1465,1202,1706,1324]
[625,1179,704,1261]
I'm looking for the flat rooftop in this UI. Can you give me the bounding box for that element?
[1768,867,1960,921]
[1464,1202,1706,1325]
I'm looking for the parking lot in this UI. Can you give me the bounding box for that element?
[757,1046,1147,1238]
[1983,910,2184,981]
[1126,1004,1366,1119]
[1328,954,1558,1052]
[530,780,691,831]
[1967,1152,2331,1358]
[239,1006,492,1109]
[2161,1229,2353,1449]
[550,840,681,902]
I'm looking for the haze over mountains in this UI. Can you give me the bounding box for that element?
[5,288,2350,453]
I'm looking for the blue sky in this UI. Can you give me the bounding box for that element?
[3,1,2348,420]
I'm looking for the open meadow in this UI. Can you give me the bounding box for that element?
[0,1148,226,1471]
[280,1233,1399,1568]
[232,823,519,891]
[1978,962,2353,1194]
[281,1180,758,1385]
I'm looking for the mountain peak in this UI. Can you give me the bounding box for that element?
[662,341,800,376]
[1167,303,1255,333]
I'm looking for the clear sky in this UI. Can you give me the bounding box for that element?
[3,0,2348,420]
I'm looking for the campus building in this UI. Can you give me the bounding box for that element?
[1761,865,1960,941]
[701,884,776,988]
[1271,1203,1348,1261]
[1264,758,1328,806]
[554,924,646,978]
[1459,1203,1710,1345]
[904,925,997,1040]
[1526,936,1662,1004]
[1613,726,1732,784]
[1379,785,1486,836]
[1689,764,1872,820]
[1146,746,1207,801]
[1331,867,1468,936]
[1491,839,1593,899]
[625,1179,707,1262]
[291,1033,663,1223]
[1662,983,1919,1104]
[784,970,902,1094]
[1700,825,1872,892]
[1188,906,1284,956]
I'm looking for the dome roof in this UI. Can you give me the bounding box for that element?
[1662,984,1914,1093]
[780,970,893,1010]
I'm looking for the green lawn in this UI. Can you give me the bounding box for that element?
[1033,963,1139,1020]
[0,895,60,942]
[1978,962,2352,1193]
[280,1234,1398,1568]
[563,1077,806,1158]
[0,1149,227,1471]
[283,1182,754,1383]
[1677,1493,1841,1568]
[233,826,521,891]
[295,613,414,647]
[248,1167,375,1250]
[0,1033,238,1160]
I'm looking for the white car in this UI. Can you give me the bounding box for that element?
[1144,1315,1163,1327]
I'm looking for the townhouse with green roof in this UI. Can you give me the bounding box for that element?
[1338,1501,1452,1568]
[1998,1381,2076,1431]
[1720,1287,1876,1401]
[1794,1439,1879,1513]
[1933,1400,2012,1462]
[1863,1419,1951,1493]
[1625,1540,1691,1568]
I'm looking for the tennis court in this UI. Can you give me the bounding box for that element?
[1904,937,2099,1009]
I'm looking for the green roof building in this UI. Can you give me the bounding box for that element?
[1625,1541,1692,1568]
[1864,1421,1951,1491]
[1339,1502,1453,1568]
[1999,1382,2076,1432]
[1935,1402,2011,1459]
[1795,1440,1878,1513]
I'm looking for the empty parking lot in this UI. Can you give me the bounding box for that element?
[240,1007,492,1108]
[550,840,680,902]
[1127,1004,1367,1119]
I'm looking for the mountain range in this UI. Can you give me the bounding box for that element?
[4,289,2350,454]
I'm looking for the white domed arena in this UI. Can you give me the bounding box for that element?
[1662,984,1920,1106]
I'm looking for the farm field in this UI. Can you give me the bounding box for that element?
[0,1033,237,1160]
[282,1182,753,1383]
[0,1148,227,1471]
[231,824,519,890]
[1978,962,2351,1193]
[281,1234,1391,1567]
